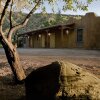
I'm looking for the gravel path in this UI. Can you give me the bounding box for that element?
[0,48,100,58]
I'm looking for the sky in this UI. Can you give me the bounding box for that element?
[34,0,100,16]
[62,0,100,16]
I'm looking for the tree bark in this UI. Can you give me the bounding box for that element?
[0,36,26,83]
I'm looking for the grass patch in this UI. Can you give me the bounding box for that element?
[0,44,2,48]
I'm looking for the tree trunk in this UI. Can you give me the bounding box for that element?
[0,37,26,83]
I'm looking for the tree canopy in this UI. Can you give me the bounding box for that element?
[0,0,94,13]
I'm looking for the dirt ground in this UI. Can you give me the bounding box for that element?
[0,48,100,100]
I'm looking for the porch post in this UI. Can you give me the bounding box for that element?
[61,26,64,48]
[26,36,29,48]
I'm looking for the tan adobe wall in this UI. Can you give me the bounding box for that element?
[95,17,100,49]
[72,12,100,49]
[55,30,62,48]
[50,33,55,48]
[82,13,97,49]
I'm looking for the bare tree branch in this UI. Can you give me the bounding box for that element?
[9,0,13,30]
[0,0,11,38]
[7,0,41,41]
[0,0,15,52]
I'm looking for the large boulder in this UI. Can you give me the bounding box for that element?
[25,61,100,100]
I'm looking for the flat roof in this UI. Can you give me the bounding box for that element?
[18,23,75,37]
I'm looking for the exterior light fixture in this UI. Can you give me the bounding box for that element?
[66,30,69,35]
[39,34,41,38]
[48,33,51,36]
[28,36,29,39]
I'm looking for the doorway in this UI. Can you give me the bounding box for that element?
[77,29,83,47]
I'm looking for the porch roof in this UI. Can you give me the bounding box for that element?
[18,23,75,37]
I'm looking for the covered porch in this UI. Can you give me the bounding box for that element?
[18,23,75,48]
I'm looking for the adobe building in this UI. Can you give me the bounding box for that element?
[18,12,100,49]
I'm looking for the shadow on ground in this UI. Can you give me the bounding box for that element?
[0,74,25,100]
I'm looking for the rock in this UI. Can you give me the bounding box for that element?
[25,61,100,100]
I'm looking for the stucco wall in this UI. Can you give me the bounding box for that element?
[55,30,62,48]
[50,33,55,48]
[71,12,100,49]
[41,34,45,48]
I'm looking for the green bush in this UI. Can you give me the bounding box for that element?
[0,44,2,48]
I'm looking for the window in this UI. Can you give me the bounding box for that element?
[77,29,83,42]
